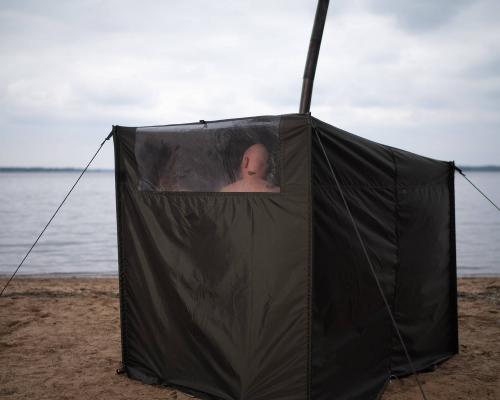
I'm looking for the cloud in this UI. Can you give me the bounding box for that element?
[463,55,500,80]
[0,0,499,168]
[365,0,473,32]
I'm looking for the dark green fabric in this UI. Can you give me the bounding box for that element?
[311,118,457,399]
[113,114,458,400]
[114,115,311,400]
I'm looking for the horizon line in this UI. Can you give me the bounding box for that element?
[1,165,500,173]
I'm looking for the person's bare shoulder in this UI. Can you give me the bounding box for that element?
[220,181,243,192]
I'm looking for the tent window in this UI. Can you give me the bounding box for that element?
[135,118,281,193]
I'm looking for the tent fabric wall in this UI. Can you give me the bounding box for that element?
[113,116,312,400]
[311,118,458,399]
[112,114,458,400]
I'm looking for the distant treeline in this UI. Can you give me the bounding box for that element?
[1,165,499,173]
[459,165,500,172]
[0,167,113,173]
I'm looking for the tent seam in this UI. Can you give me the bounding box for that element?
[306,115,313,400]
[448,162,459,354]
[113,127,129,370]
[388,148,401,375]
[279,116,285,194]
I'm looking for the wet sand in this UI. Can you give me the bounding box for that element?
[0,277,498,399]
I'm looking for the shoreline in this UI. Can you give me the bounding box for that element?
[0,273,119,279]
[0,277,498,399]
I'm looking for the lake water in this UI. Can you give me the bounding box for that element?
[0,171,498,276]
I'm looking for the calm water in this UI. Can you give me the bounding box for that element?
[0,171,498,276]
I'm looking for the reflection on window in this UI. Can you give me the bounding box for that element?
[135,118,281,193]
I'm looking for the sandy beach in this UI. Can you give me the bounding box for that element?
[0,277,498,400]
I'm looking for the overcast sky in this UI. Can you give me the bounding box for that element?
[1,0,499,168]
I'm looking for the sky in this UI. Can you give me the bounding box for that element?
[0,0,499,168]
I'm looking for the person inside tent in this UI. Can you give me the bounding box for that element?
[220,143,279,193]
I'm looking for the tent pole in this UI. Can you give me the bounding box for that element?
[299,0,330,114]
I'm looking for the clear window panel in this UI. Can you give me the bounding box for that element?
[135,117,281,193]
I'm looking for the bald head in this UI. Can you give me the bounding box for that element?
[220,143,278,192]
[240,144,270,179]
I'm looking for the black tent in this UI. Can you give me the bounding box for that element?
[112,113,458,399]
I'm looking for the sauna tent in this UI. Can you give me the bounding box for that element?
[112,113,458,399]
